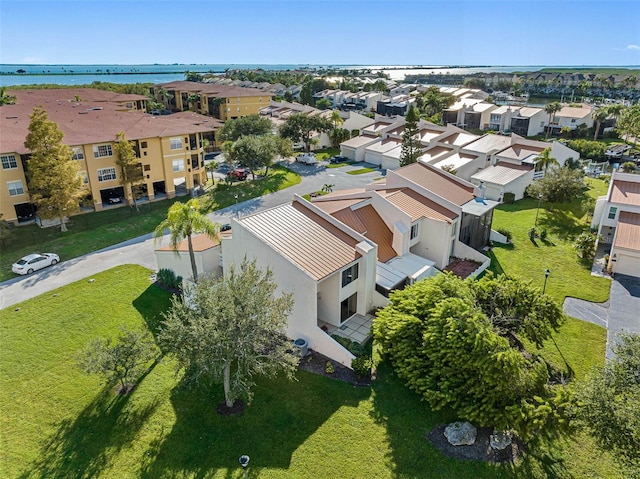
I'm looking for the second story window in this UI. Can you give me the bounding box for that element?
[341,263,359,288]
[1,154,18,169]
[93,144,113,158]
[410,223,419,240]
[72,147,84,160]
[7,180,24,196]
[170,138,183,150]
[608,206,617,220]
[97,167,116,182]
[172,160,184,172]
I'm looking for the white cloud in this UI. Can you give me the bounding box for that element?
[628,44,640,50]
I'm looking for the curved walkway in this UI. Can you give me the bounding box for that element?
[563,274,640,359]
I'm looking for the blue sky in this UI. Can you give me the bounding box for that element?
[1,0,639,66]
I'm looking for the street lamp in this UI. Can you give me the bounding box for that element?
[534,193,543,227]
[234,193,239,218]
[543,269,550,294]
[239,455,250,479]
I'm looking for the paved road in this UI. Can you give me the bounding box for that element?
[563,274,640,358]
[0,161,381,310]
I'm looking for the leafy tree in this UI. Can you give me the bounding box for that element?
[415,86,455,119]
[400,106,422,166]
[565,157,582,170]
[300,78,331,105]
[24,107,83,232]
[544,102,562,139]
[279,113,332,152]
[527,167,585,204]
[575,334,640,476]
[0,87,17,105]
[114,131,144,211]
[78,326,158,394]
[0,213,12,251]
[158,259,298,408]
[186,93,201,112]
[592,106,611,141]
[184,71,204,82]
[222,134,290,178]
[567,139,607,160]
[217,114,273,142]
[330,110,344,129]
[153,199,219,282]
[316,98,332,110]
[536,147,559,173]
[329,128,351,148]
[573,232,600,260]
[616,105,640,145]
[374,273,569,439]
[621,161,637,173]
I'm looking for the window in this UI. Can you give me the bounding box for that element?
[172,160,184,172]
[1,154,18,169]
[93,144,113,158]
[608,206,617,220]
[170,138,182,150]
[237,107,241,112]
[7,180,24,196]
[78,170,89,184]
[143,164,151,171]
[125,102,133,109]
[341,263,359,287]
[410,223,419,239]
[141,141,148,149]
[71,147,84,160]
[97,167,116,182]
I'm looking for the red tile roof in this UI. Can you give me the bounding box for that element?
[610,180,640,206]
[155,80,272,98]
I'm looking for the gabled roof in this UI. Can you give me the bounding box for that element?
[393,163,475,206]
[496,144,546,161]
[381,188,458,222]
[556,104,592,119]
[462,134,511,155]
[155,80,271,98]
[433,152,480,170]
[331,204,396,262]
[340,134,380,148]
[614,211,640,252]
[436,131,479,147]
[609,179,640,206]
[470,161,532,186]
[238,201,360,280]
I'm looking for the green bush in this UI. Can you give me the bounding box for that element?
[503,192,516,204]
[351,355,372,377]
[573,232,599,260]
[325,361,335,374]
[496,227,513,242]
[157,268,182,290]
[331,334,365,356]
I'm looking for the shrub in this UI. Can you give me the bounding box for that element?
[351,355,372,377]
[573,232,599,260]
[503,192,515,204]
[621,161,637,173]
[496,227,513,242]
[157,268,183,290]
[325,361,335,374]
[331,334,365,356]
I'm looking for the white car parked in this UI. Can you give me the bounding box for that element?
[12,253,60,275]
[295,153,318,165]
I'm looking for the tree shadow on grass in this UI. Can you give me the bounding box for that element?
[18,384,160,479]
[133,283,174,337]
[138,370,369,478]
[369,361,572,479]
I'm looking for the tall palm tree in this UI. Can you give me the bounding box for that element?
[544,102,562,139]
[154,199,219,282]
[330,110,344,129]
[592,106,611,141]
[536,147,559,173]
[186,93,201,112]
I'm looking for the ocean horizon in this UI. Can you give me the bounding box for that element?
[1,63,638,87]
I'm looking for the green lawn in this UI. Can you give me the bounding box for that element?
[0,167,300,283]
[347,167,376,175]
[0,265,623,478]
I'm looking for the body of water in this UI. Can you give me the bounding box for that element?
[1,63,638,87]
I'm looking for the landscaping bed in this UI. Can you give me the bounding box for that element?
[297,349,372,386]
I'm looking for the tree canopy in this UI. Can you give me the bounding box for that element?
[415,86,455,121]
[114,131,144,210]
[279,113,333,152]
[374,273,568,438]
[158,259,298,408]
[24,107,83,232]
[526,167,585,204]
[575,334,640,476]
[217,114,274,142]
[222,134,291,178]
[399,106,422,167]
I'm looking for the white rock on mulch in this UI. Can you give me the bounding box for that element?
[444,421,477,446]
[490,430,513,450]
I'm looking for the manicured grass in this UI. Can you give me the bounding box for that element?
[0,265,622,478]
[347,167,376,175]
[327,162,354,168]
[0,167,300,283]
[312,147,340,161]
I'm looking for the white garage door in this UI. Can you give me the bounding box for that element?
[613,253,640,277]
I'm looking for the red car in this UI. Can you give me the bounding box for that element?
[228,168,248,181]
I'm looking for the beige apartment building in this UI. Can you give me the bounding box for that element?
[0,88,221,224]
[152,81,272,121]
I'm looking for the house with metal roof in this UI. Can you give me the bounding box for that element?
[592,172,640,277]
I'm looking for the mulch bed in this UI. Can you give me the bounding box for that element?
[216,399,246,416]
[428,425,524,463]
[297,349,372,387]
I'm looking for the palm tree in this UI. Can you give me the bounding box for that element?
[186,93,201,112]
[536,147,559,173]
[592,106,611,141]
[330,110,344,129]
[544,102,562,139]
[153,199,219,282]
